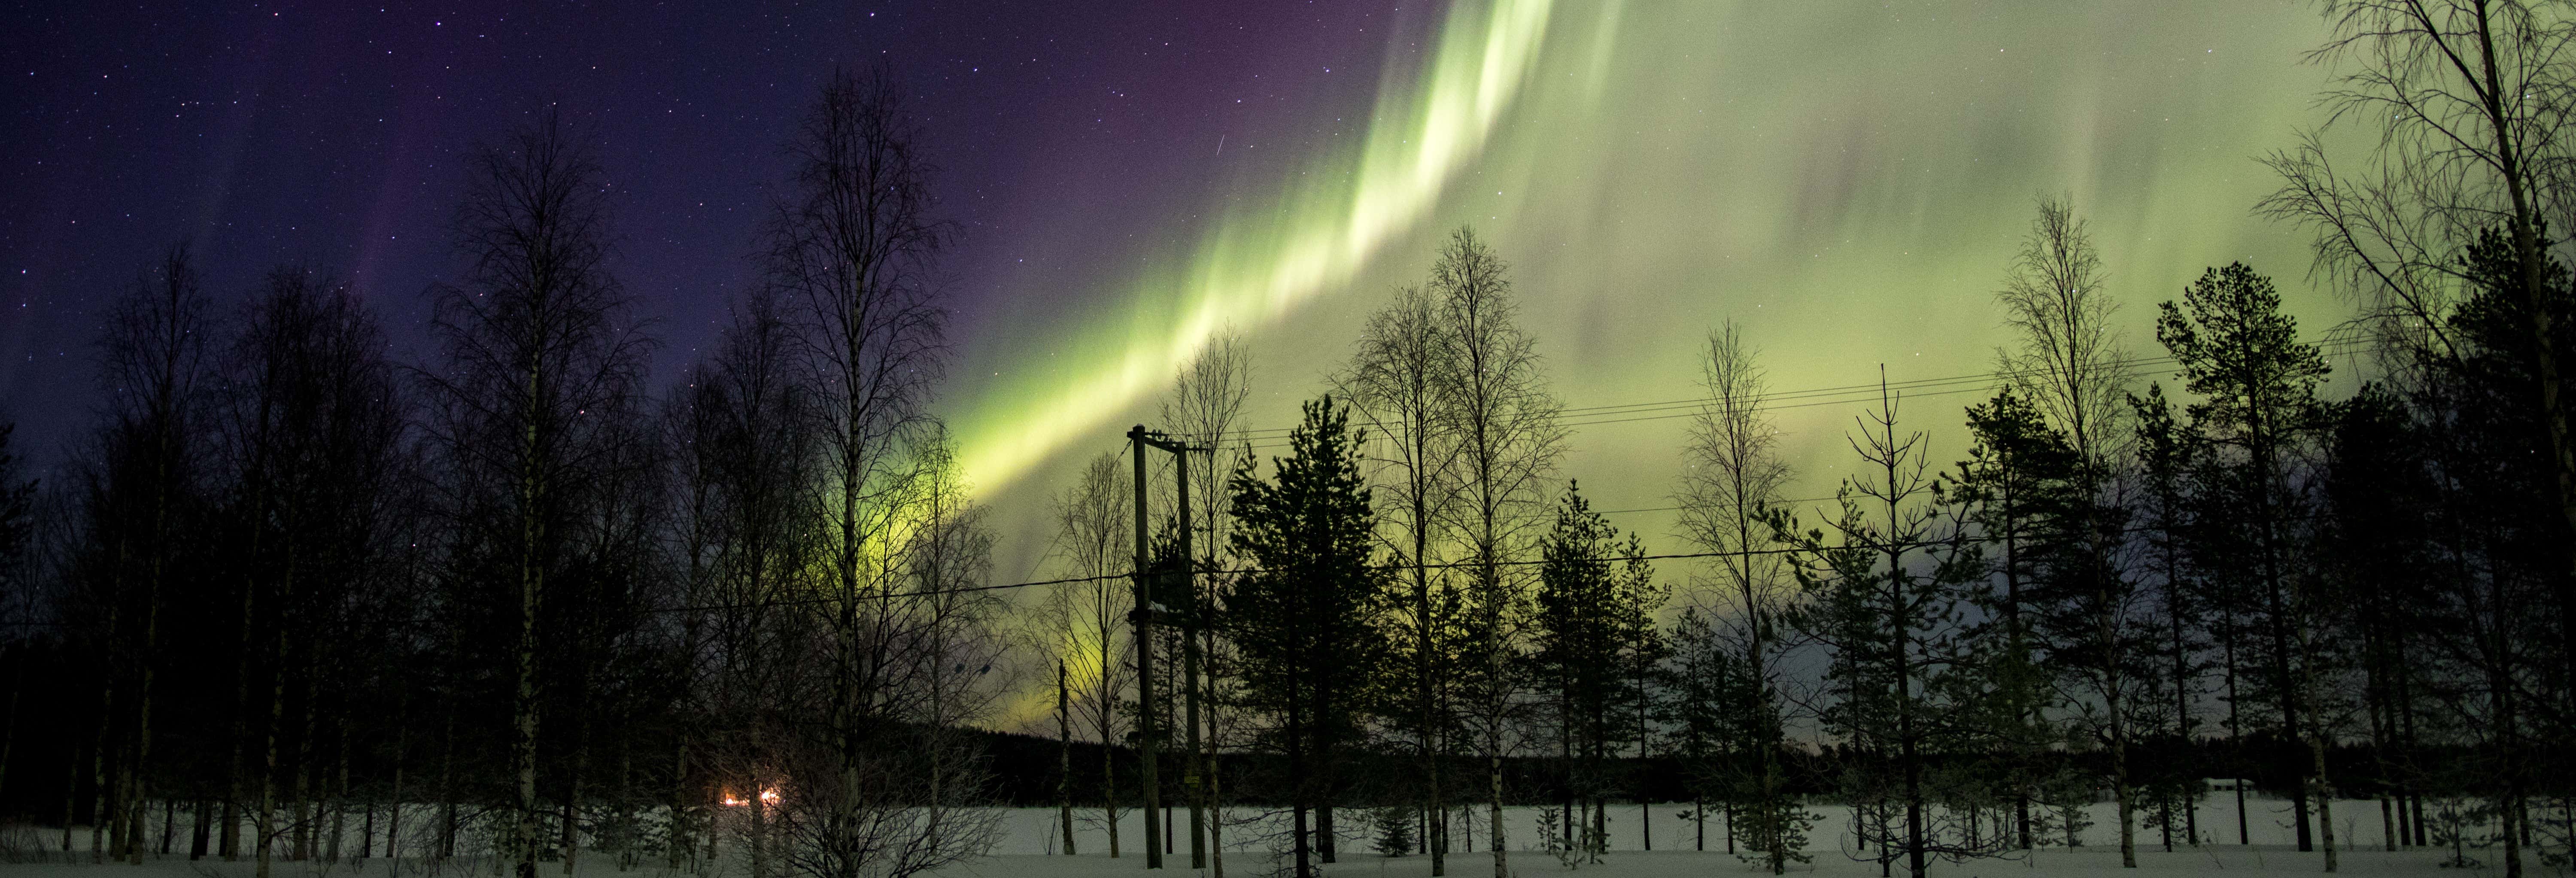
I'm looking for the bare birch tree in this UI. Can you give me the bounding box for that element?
[1344,286,1464,875]
[1997,196,2133,465]
[1428,227,1562,878]
[1163,327,1252,872]
[422,108,650,878]
[1994,196,2142,866]
[1046,453,1133,858]
[2259,0,2576,722]
[668,287,820,878]
[780,428,1005,878]
[90,246,211,866]
[1673,322,1803,874]
[223,266,409,878]
[762,63,952,878]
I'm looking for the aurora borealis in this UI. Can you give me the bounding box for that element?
[947,0,2363,583]
[14,7,2573,866]
[5,2,2366,588]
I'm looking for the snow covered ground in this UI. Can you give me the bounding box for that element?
[988,796,2424,856]
[0,798,2476,878]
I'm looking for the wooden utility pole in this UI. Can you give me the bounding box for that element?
[1129,426,1163,869]
[1060,660,1076,856]
[1130,426,1209,869]
[1175,447,1204,869]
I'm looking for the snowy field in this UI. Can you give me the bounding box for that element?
[0,798,2478,878]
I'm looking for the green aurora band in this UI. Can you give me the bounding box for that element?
[948,1,2363,592]
[952,0,1559,494]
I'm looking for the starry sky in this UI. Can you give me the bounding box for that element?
[2,2,2369,609]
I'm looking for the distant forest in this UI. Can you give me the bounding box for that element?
[2,6,2575,878]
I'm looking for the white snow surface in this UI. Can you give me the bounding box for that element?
[0,798,2476,878]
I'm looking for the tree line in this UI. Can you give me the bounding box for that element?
[1024,200,2555,878]
[1028,6,2576,877]
[0,66,1007,878]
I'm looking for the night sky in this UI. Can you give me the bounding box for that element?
[2,2,2368,595]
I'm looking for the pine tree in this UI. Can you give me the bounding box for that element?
[1225,397,1386,878]
[1529,482,1661,861]
[2155,262,2333,859]
[2127,383,2210,850]
[1947,388,2075,852]
[1659,606,1738,853]
[2319,383,2435,855]
[1662,604,1814,866]
[1774,375,1981,878]
[2413,225,2576,872]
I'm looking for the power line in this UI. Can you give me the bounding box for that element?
[22,341,2383,630]
[1193,349,2130,441]
[328,339,2411,627]
[880,334,2387,617]
[1195,337,2377,454]
[644,513,2237,618]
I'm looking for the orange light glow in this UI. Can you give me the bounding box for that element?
[720,787,780,807]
